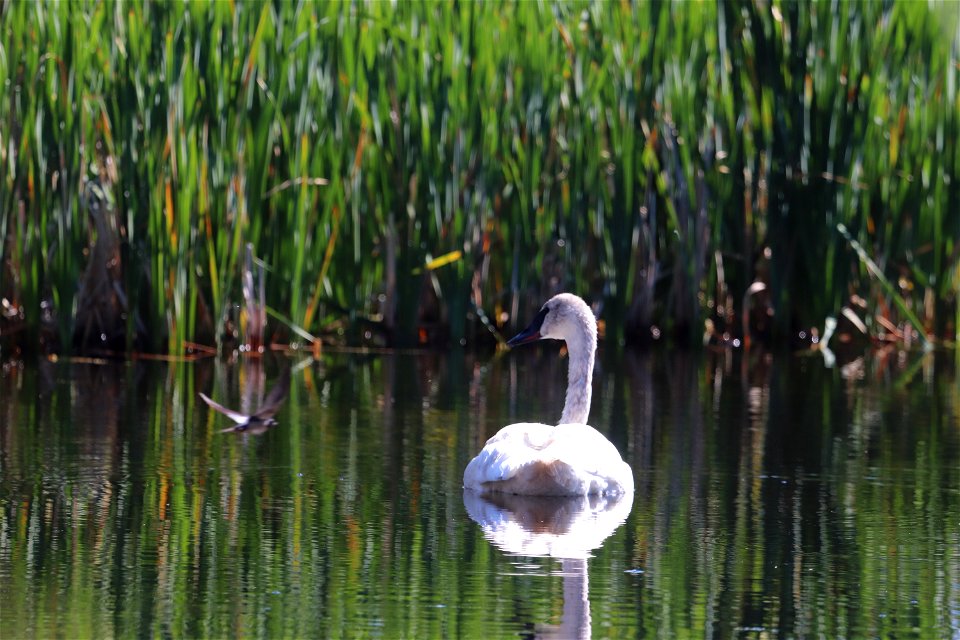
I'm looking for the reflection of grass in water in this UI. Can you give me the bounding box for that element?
[0,353,956,636]
[1,2,957,354]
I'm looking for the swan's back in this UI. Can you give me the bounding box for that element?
[463,422,634,496]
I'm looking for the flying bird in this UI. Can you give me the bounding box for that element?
[199,367,291,433]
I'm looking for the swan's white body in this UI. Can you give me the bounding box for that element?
[463,293,634,496]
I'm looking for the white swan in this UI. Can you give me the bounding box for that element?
[463,293,634,496]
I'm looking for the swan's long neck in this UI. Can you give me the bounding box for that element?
[559,328,595,425]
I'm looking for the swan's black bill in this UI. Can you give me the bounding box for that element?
[507,306,548,347]
[199,367,291,433]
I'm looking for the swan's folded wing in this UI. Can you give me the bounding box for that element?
[550,424,622,468]
[199,393,249,425]
[551,424,634,494]
[464,423,553,484]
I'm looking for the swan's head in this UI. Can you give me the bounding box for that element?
[507,293,597,348]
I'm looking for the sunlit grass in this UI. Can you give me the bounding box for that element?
[1,1,957,354]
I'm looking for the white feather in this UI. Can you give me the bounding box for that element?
[464,422,633,496]
[198,392,249,425]
[464,294,633,497]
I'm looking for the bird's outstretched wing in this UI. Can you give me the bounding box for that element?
[220,423,244,433]
[220,422,272,434]
[199,392,250,425]
[253,367,291,420]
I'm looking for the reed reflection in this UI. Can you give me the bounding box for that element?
[0,350,956,638]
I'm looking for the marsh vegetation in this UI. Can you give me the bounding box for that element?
[1,1,957,354]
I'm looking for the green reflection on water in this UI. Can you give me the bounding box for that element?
[0,350,957,638]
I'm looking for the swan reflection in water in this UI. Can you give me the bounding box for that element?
[463,490,633,639]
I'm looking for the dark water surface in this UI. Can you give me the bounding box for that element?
[1,348,958,638]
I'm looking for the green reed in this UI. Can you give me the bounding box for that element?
[1,1,957,354]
